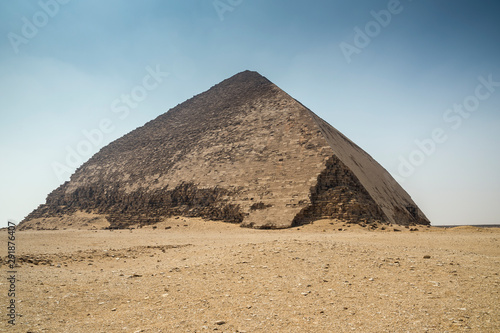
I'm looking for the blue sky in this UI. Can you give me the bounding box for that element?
[1,0,499,228]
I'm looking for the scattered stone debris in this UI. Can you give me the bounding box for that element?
[0,244,192,267]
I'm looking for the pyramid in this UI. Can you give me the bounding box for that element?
[20,70,430,230]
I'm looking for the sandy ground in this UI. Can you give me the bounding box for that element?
[1,218,499,333]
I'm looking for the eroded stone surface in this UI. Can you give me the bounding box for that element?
[20,70,429,229]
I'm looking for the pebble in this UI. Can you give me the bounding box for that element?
[128,274,142,278]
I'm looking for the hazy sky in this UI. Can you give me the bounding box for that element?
[1,0,499,228]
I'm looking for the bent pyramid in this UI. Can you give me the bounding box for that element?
[21,70,430,229]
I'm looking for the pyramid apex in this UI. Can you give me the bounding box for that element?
[221,70,270,85]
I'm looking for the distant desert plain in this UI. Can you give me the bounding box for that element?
[1,218,499,332]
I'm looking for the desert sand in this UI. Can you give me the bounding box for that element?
[1,219,499,332]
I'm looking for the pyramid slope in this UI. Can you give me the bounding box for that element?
[306,111,429,225]
[21,71,429,230]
